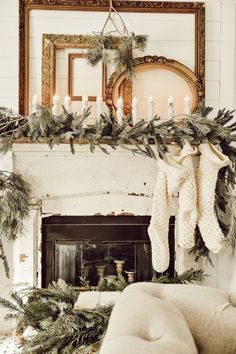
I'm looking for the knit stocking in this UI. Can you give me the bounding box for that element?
[197,143,229,253]
[148,155,189,272]
[175,142,198,249]
[148,168,170,273]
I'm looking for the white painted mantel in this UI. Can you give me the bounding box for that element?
[12,142,199,288]
[12,142,158,287]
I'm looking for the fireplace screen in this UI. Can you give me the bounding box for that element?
[42,216,174,287]
[55,241,151,286]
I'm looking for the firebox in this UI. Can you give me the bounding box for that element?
[42,216,175,287]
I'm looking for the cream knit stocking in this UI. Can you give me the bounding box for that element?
[197,143,229,253]
[148,154,189,272]
[175,142,198,249]
[148,167,170,273]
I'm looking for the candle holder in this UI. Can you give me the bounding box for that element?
[114,258,126,277]
[81,263,91,279]
[95,263,107,281]
[125,270,136,283]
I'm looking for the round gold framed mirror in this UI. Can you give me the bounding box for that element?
[105,55,204,118]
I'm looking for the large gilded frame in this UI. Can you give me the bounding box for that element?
[19,0,205,115]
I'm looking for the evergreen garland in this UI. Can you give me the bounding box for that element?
[0,170,31,277]
[98,269,207,291]
[0,102,236,273]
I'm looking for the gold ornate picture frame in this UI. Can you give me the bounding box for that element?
[19,0,205,115]
[106,55,204,115]
[68,53,107,102]
[42,34,107,107]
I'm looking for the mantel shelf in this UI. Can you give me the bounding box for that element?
[12,137,175,146]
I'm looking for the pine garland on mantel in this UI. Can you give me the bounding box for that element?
[0,102,236,276]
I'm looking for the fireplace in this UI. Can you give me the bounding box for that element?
[11,143,188,289]
[42,215,175,287]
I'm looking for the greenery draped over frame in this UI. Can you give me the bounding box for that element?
[86,0,148,77]
[0,102,236,277]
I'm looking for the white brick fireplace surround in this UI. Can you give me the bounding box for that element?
[11,142,196,288]
[12,143,154,287]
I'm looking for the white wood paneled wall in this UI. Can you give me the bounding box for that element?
[0,0,236,333]
[29,10,196,119]
[0,1,18,111]
[0,0,18,334]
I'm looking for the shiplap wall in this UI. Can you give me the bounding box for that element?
[0,1,18,111]
[0,0,236,333]
[26,1,226,117]
[0,0,18,334]
[29,10,196,120]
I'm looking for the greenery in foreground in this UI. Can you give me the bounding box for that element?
[0,271,206,353]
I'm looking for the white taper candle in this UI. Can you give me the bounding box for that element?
[117,96,123,125]
[96,94,103,119]
[82,94,88,112]
[132,97,139,125]
[52,94,60,116]
[64,95,71,113]
[148,96,154,122]
[184,95,191,115]
[168,96,174,119]
[32,94,39,114]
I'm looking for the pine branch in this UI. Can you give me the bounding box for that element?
[98,275,128,291]
[152,268,207,284]
[0,238,9,278]
[190,226,212,265]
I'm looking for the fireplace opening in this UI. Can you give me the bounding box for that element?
[42,216,175,288]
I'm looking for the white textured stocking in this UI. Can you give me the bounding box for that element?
[148,167,170,273]
[148,153,190,272]
[175,143,198,249]
[197,143,229,253]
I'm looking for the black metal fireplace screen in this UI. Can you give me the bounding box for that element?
[42,216,175,288]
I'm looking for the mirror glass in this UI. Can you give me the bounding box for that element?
[107,57,199,120]
[132,67,193,119]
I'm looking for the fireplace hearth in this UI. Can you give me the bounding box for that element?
[42,216,175,287]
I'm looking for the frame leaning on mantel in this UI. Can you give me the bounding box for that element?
[106,55,204,115]
[19,0,205,115]
[41,34,107,107]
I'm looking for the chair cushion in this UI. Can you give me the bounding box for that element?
[125,283,236,354]
[100,284,197,354]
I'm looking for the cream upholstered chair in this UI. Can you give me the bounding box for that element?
[100,283,236,354]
